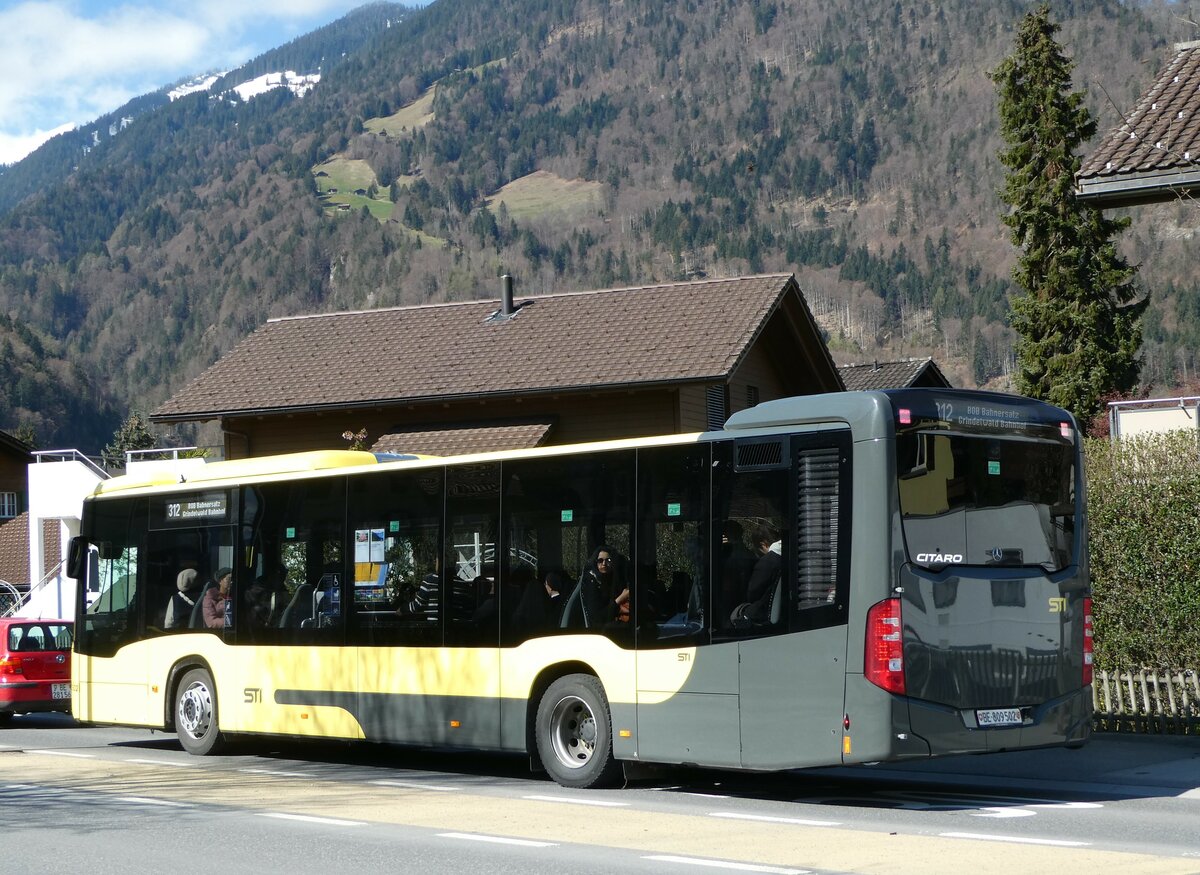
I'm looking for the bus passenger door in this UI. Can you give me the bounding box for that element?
[635,443,743,769]
[438,464,502,749]
[728,434,854,770]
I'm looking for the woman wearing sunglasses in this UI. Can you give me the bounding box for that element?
[579,545,629,629]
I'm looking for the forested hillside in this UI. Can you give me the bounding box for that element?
[0,0,1197,451]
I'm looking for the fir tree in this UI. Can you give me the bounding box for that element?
[102,412,159,470]
[992,4,1146,423]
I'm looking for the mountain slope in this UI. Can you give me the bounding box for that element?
[0,0,1194,449]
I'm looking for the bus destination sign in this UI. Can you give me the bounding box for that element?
[151,492,230,529]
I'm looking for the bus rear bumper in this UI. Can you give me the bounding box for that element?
[906,687,1092,756]
[843,678,1092,763]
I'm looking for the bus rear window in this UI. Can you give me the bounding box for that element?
[896,432,1075,572]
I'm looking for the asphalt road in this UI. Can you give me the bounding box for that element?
[1,714,1199,875]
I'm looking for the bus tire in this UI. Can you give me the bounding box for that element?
[535,673,622,789]
[175,668,225,756]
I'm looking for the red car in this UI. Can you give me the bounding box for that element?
[0,618,73,724]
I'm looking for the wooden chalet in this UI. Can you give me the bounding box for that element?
[152,274,844,459]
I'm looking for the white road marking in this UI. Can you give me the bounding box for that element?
[370,779,460,792]
[257,812,367,827]
[239,768,312,778]
[438,832,556,847]
[644,855,810,874]
[522,793,629,807]
[940,832,1089,847]
[31,750,93,758]
[972,807,1036,819]
[117,797,194,808]
[709,811,841,827]
[128,758,194,768]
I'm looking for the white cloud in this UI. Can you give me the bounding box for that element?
[0,0,373,163]
[0,122,75,166]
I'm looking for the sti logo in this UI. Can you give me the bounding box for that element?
[1048,597,1067,613]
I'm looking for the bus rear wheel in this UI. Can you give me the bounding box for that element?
[535,674,622,789]
[175,668,225,756]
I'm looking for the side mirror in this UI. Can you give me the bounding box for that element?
[67,536,90,580]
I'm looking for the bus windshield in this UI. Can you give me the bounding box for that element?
[896,431,1076,572]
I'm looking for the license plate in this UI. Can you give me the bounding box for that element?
[976,707,1022,727]
[51,683,70,700]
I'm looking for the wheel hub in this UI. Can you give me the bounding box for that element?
[179,682,211,738]
[549,695,596,769]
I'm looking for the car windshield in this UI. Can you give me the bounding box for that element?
[896,431,1076,572]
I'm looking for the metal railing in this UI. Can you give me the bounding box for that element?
[32,449,109,479]
[0,579,23,617]
[0,555,67,618]
[125,446,200,463]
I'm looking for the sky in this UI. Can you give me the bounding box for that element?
[0,0,392,166]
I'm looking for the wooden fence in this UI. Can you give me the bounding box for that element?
[1092,668,1200,733]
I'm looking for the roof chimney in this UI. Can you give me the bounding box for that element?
[501,274,514,316]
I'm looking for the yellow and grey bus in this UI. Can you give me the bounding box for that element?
[67,389,1092,788]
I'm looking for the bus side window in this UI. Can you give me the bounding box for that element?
[243,478,346,645]
[500,451,634,645]
[636,444,710,646]
[445,464,501,647]
[713,440,788,639]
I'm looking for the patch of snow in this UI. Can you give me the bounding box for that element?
[169,74,223,101]
[227,70,320,102]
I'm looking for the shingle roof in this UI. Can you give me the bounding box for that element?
[0,430,32,460]
[372,420,555,456]
[838,358,951,391]
[155,274,824,421]
[0,513,57,589]
[1077,41,1200,206]
[0,513,27,586]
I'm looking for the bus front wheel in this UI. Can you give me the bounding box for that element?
[175,668,225,756]
[535,674,622,789]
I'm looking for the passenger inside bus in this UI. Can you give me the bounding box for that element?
[202,568,233,629]
[719,520,756,608]
[510,569,565,640]
[577,545,629,629]
[245,564,289,627]
[164,569,202,630]
[397,555,439,621]
[730,525,782,628]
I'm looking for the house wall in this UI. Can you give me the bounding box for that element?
[221,387,683,459]
[0,446,29,517]
[730,343,789,415]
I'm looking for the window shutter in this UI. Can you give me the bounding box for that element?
[705,385,728,431]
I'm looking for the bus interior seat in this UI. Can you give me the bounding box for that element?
[189,582,215,629]
[767,575,783,625]
[279,583,315,628]
[559,580,585,629]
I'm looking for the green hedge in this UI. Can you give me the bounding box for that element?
[1086,431,1200,669]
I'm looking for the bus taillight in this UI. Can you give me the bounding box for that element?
[865,597,905,695]
[1082,596,1094,686]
